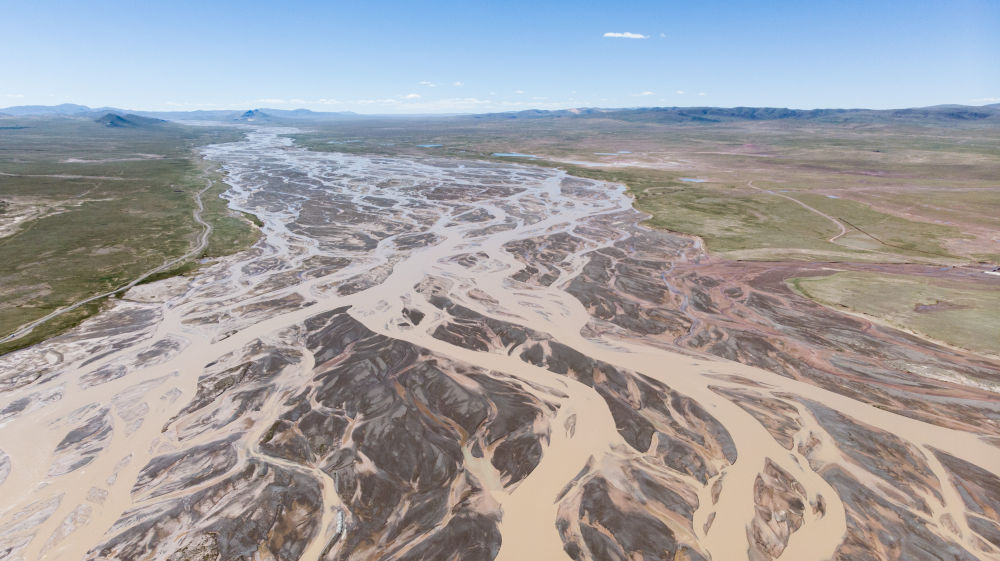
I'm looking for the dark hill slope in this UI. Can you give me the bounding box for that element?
[94,113,167,128]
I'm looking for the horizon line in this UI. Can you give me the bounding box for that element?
[3,100,1000,118]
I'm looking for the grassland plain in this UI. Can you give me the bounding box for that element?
[3,112,998,357]
[291,116,1000,264]
[290,114,1000,359]
[0,117,256,354]
[790,271,1000,357]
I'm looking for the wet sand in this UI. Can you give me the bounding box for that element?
[1,128,998,561]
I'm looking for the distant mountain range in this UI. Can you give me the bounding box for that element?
[0,103,100,116]
[2,103,999,126]
[0,104,361,122]
[471,104,1000,125]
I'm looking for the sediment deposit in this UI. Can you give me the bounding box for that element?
[1,129,998,561]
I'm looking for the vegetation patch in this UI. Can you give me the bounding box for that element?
[0,117,256,353]
[289,116,999,264]
[790,271,1000,357]
[135,261,200,286]
[0,297,107,356]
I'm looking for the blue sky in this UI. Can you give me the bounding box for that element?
[2,0,998,113]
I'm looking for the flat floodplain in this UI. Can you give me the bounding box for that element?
[0,121,998,561]
[291,115,1000,264]
[0,118,255,353]
[791,271,1000,358]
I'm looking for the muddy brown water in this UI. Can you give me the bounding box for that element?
[0,128,997,561]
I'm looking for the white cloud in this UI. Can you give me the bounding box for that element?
[403,93,421,99]
[631,91,655,97]
[659,33,666,38]
[514,90,524,94]
[453,81,464,87]
[256,98,288,104]
[603,32,648,39]
[316,98,343,105]
[676,90,685,94]
[5,93,24,98]
[419,81,436,87]
[698,92,706,96]
[973,97,1000,103]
